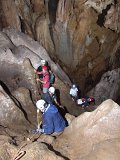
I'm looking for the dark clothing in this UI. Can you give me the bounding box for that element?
[85,96,95,104]
[42,104,66,134]
[77,97,95,108]
[42,92,53,104]
[81,99,89,107]
[37,66,43,79]
[42,92,56,105]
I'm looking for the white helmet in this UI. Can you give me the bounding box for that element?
[49,87,55,94]
[36,99,47,112]
[72,84,76,88]
[41,59,46,65]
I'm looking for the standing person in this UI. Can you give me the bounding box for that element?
[36,66,50,93]
[34,59,47,80]
[42,86,62,107]
[36,99,66,136]
[69,84,79,102]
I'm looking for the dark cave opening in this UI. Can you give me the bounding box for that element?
[48,0,59,24]
[97,4,112,27]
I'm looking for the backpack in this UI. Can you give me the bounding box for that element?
[49,72,55,84]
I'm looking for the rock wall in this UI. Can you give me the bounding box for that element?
[53,99,120,160]
[0,0,120,99]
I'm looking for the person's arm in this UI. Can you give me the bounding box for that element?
[34,69,43,74]
[36,78,43,83]
[36,78,47,84]
[37,71,43,74]
[54,98,60,106]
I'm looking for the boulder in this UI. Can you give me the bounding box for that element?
[0,135,17,160]
[104,5,120,33]
[87,68,120,104]
[12,87,37,126]
[0,31,14,49]
[19,142,65,160]
[53,99,120,159]
[0,48,40,100]
[0,85,30,133]
[85,0,114,13]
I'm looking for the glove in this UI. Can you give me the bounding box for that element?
[36,128,44,133]
[59,105,64,109]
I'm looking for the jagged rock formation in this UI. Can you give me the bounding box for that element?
[0,99,120,160]
[53,99,120,160]
[0,0,120,95]
[0,1,120,159]
[12,87,37,125]
[0,85,30,133]
[85,0,114,13]
[87,68,120,104]
[3,28,72,86]
[104,4,120,32]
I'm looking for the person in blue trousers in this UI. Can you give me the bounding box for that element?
[36,99,66,136]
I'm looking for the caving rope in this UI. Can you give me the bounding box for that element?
[13,132,42,160]
[13,73,43,160]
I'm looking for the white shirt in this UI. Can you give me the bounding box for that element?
[69,87,78,97]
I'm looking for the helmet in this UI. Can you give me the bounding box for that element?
[41,60,46,65]
[49,87,55,94]
[72,84,76,88]
[42,65,48,71]
[36,99,47,112]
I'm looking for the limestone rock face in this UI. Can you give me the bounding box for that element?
[20,142,64,160]
[87,68,120,104]
[0,0,21,30]
[53,0,120,93]
[35,15,55,55]
[0,31,14,49]
[3,28,71,85]
[80,139,120,160]
[0,135,17,160]
[0,48,40,100]
[0,85,29,133]
[85,0,114,13]
[104,4,120,33]
[12,87,37,126]
[0,0,120,95]
[53,99,120,160]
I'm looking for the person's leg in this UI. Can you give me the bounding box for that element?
[43,88,48,93]
[51,131,63,137]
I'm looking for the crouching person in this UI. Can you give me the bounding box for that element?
[36,99,66,136]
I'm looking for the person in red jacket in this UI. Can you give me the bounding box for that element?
[36,66,50,93]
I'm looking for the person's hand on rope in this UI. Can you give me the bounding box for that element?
[36,128,44,133]
[34,69,37,73]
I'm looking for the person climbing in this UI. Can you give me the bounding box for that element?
[41,86,62,108]
[77,98,89,109]
[36,66,50,93]
[77,96,95,109]
[34,59,47,80]
[85,96,95,105]
[36,99,66,136]
[69,84,79,102]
